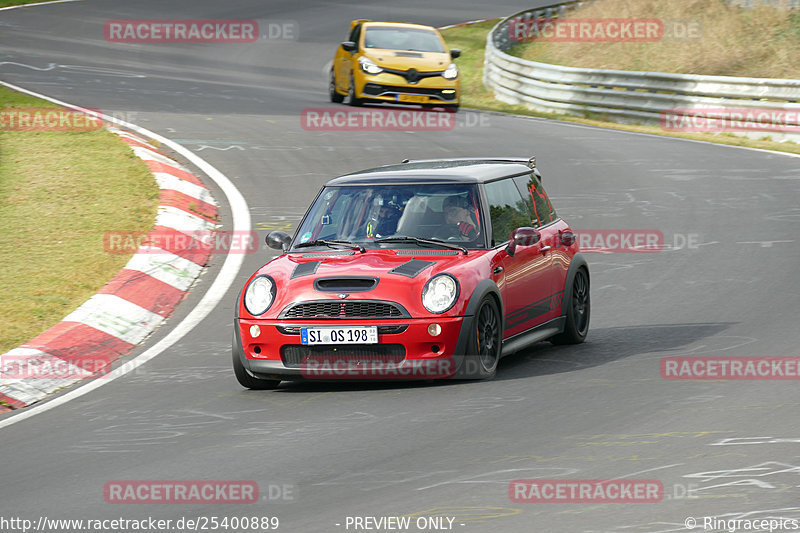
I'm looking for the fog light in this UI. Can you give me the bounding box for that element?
[428,324,441,336]
[250,325,261,338]
[442,89,456,94]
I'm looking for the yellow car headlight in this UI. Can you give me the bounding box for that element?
[443,63,458,80]
[359,56,383,75]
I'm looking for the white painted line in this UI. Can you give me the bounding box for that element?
[124,247,204,291]
[0,81,251,429]
[154,173,217,205]
[0,0,82,12]
[62,294,165,346]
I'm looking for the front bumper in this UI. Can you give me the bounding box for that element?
[234,316,471,381]
[356,72,459,104]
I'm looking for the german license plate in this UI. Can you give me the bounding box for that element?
[397,94,428,103]
[301,326,378,345]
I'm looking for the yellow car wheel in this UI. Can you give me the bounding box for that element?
[329,69,344,104]
[348,74,362,107]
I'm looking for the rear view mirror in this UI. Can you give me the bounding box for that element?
[341,41,356,52]
[266,231,292,251]
[449,48,461,59]
[505,227,540,257]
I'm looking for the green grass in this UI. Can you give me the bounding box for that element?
[0,0,63,7]
[509,0,800,78]
[441,21,800,157]
[0,86,160,353]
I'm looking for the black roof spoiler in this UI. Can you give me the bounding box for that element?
[401,156,536,169]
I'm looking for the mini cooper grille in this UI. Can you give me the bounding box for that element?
[281,301,404,319]
[281,345,406,367]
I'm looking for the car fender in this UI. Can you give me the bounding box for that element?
[232,291,252,371]
[453,278,503,356]
[560,253,589,318]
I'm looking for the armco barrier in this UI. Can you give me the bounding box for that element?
[483,2,800,142]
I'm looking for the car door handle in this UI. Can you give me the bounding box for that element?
[493,266,503,274]
[539,246,552,254]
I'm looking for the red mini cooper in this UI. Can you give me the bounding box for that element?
[233,158,589,389]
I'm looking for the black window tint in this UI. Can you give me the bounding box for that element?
[484,179,533,246]
[513,173,555,227]
[349,25,361,46]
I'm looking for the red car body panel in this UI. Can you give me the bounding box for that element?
[232,158,589,385]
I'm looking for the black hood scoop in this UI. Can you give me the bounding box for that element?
[389,259,435,278]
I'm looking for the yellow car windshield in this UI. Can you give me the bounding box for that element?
[363,27,445,53]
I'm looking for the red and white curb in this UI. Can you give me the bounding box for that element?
[0,127,218,411]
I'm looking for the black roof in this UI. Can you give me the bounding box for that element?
[325,158,537,186]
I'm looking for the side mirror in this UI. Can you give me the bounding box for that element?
[449,48,461,59]
[341,41,357,52]
[505,227,540,257]
[266,230,292,252]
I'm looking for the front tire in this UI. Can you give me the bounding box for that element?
[348,74,362,106]
[464,296,502,379]
[550,267,590,345]
[329,69,344,103]
[232,334,280,390]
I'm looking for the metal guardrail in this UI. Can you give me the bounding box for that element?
[483,2,800,142]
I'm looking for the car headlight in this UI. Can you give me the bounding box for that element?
[443,63,458,80]
[244,275,276,316]
[422,274,459,314]
[359,56,383,75]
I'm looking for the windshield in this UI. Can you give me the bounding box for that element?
[363,26,446,53]
[293,184,485,250]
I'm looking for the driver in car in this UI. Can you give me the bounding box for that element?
[437,195,478,240]
[374,202,403,238]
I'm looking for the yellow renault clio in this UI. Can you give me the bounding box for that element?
[330,20,461,110]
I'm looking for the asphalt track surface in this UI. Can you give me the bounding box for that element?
[2,1,800,532]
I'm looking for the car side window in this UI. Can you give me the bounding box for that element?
[513,173,556,227]
[349,25,361,48]
[484,178,534,246]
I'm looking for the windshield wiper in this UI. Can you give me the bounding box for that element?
[374,236,467,255]
[295,240,365,253]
